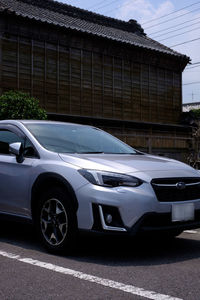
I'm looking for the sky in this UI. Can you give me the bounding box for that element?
[58,0,200,104]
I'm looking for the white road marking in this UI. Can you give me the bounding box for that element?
[0,250,182,300]
[184,230,197,234]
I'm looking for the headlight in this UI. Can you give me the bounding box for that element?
[78,169,142,188]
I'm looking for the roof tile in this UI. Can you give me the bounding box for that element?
[0,0,189,60]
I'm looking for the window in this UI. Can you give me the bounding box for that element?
[25,123,137,154]
[0,129,37,158]
[0,130,23,155]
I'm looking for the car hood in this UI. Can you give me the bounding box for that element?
[59,153,198,178]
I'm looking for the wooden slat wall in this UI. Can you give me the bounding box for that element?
[93,52,103,117]
[59,45,70,113]
[2,39,18,90]
[33,41,45,107]
[103,126,191,162]
[82,50,93,116]
[1,36,182,125]
[132,62,141,121]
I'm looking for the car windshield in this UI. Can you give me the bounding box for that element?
[25,123,137,154]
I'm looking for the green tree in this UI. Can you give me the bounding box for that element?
[0,91,47,120]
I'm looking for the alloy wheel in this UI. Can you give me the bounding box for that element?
[40,198,68,246]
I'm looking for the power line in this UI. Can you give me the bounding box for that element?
[170,37,200,47]
[185,70,200,72]
[149,16,200,36]
[152,19,200,39]
[144,7,200,30]
[142,1,200,25]
[183,81,200,85]
[187,61,200,66]
[86,0,109,10]
[186,65,200,70]
[94,0,122,12]
[104,0,136,15]
[192,62,200,65]
[158,25,200,42]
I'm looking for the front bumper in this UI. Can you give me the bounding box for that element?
[76,182,200,234]
[91,204,200,235]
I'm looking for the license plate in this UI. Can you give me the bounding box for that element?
[172,203,195,222]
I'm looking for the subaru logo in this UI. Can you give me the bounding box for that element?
[176,182,186,190]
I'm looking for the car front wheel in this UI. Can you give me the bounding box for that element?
[36,187,77,253]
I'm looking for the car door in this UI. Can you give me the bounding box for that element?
[0,124,38,218]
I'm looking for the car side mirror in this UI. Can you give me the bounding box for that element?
[9,142,24,163]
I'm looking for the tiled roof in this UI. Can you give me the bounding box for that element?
[0,0,189,60]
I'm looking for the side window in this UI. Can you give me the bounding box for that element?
[0,129,38,158]
[0,130,23,155]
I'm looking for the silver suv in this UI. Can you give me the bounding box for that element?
[0,120,200,253]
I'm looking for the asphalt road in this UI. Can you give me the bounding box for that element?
[0,222,200,300]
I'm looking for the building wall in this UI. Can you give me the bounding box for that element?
[0,15,183,125]
[0,15,192,162]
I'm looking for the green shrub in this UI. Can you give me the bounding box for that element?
[0,91,47,120]
[190,109,200,119]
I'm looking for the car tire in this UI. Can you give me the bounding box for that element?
[146,229,183,241]
[36,186,77,253]
[155,229,183,240]
[165,229,183,238]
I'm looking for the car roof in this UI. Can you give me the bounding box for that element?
[0,119,90,128]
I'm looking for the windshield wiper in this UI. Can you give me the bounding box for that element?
[76,151,144,155]
[77,151,105,154]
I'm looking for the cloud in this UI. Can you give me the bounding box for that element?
[115,0,174,25]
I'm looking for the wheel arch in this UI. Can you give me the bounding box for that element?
[31,172,78,222]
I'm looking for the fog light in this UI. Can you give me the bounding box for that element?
[105,214,113,224]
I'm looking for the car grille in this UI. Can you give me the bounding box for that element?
[151,177,200,202]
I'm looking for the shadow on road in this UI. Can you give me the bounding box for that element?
[0,220,200,267]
